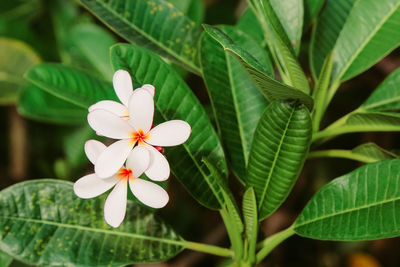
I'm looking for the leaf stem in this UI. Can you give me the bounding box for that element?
[255,226,295,263]
[308,149,374,163]
[183,240,234,258]
[220,207,243,259]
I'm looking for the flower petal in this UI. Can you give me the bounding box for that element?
[140,84,155,98]
[129,178,169,208]
[146,120,191,147]
[74,174,118,199]
[95,139,134,178]
[88,100,128,117]
[126,146,150,178]
[88,109,133,139]
[113,70,133,107]
[141,144,170,181]
[84,140,106,165]
[104,179,127,228]
[128,89,154,133]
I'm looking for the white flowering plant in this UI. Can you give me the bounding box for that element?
[1,0,400,266]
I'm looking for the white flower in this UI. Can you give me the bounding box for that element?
[74,140,169,228]
[87,83,191,180]
[88,70,155,121]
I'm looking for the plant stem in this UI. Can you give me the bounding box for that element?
[220,208,243,259]
[255,226,295,263]
[308,149,374,163]
[183,240,234,258]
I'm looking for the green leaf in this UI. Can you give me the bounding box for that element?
[247,101,312,220]
[313,111,400,143]
[18,85,87,124]
[270,0,304,53]
[310,0,356,78]
[0,251,12,267]
[0,179,183,266]
[242,187,258,264]
[294,159,400,241]
[63,125,98,167]
[303,0,324,29]
[0,0,41,22]
[111,44,228,210]
[309,143,398,163]
[201,25,269,182]
[332,0,400,82]
[203,24,313,111]
[236,8,265,46]
[24,63,116,109]
[166,0,204,25]
[80,0,202,74]
[0,37,41,105]
[67,23,116,80]
[360,67,400,111]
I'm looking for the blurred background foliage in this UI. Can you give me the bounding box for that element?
[0,0,399,266]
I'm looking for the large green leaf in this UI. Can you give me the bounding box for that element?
[247,101,312,220]
[201,25,269,182]
[0,251,12,267]
[0,180,182,266]
[18,85,87,124]
[295,159,400,240]
[270,0,304,53]
[332,0,400,82]
[360,67,400,112]
[308,142,398,163]
[67,24,115,79]
[242,187,258,264]
[236,8,265,46]
[0,38,40,105]
[313,111,400,143]
[310,0,356,78]
[80,0,202,74]
[203,24,313,111]
[111,44,228,210]
[0,0,40,22]
[167,0,204,25]
[258,0,310,92]
[24,63,116,109]
[303,0,324,29]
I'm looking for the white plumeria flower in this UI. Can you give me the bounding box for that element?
[74,140,169,228]
[88,70,155,121]
[88,88,191,180]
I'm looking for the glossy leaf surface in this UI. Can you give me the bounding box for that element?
[201,25,269,182]
[80,0,202,74]
[247,101,312,220]
[111,44,227,209]
[332,0,400,82]
[360,68,400,111]
[203,24,313,110]
[18,85,87,124]
[242,187,258,263]
[0,180,182,266]
[295,159,400,240]
[167,0,204,25]
[24,63,116,109]
[236,8,265,46]
[0,251,12,267]
[310,0,356,78]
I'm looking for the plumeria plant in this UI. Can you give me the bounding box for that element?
[1,0,400,266]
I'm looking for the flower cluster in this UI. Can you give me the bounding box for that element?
[74,70,191,227]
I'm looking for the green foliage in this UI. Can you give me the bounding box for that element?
[332,0,400,82]
[303,0,324,29]
[167,0,204,24]
[295,159,400,241]
[360,67,400,111]
[0,251,12,267]
[203,24,313,110]
[242,188,258,264]
[247,101,312,220]
[18,85,87,124]
[0,180,183,266]
[110,44,228,209]
[236,9,265,46]
[201,25,269,182]
[80,0,203,74]
[24,63,116,109]
[0,38,41,105]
